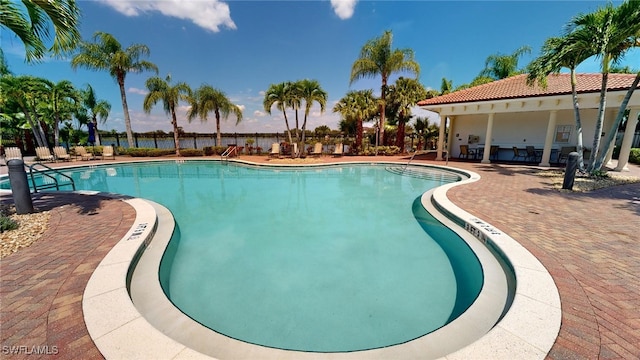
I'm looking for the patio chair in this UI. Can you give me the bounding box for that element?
[489,145,500,161]
[4,147,23,161]
[557,146,577,164]
[332,143,344,157]
[35,147,55,162]
[459,144,476,159]
[53,146,71,162]
[102,145,115,160]
[512,147,527,162]
[75,146,93,161]
[525,146,541,163]
[268,143,280,158]
[311,142,323,157]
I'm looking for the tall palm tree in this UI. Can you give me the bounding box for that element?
[71,32,158,149]
[41,79,78,146]
[479,46,531,80]
[143,74,191,156]
[188,84,243,147]
[387,77,427,150]
[0,48,10,75]
[333,89,377,152]
[527,36,592,170]
[80,84,111,146]
[567,1,639,172]
[0,75,49,147]
[298,79,327,157]
[350,30,420,146]
[1,0,81,61]
[263,82,295,144]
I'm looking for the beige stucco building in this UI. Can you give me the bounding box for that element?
[418,74,640,171]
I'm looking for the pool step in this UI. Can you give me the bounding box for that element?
[385,166,461,182]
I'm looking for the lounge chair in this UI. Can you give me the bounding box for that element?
[489,145,500,161]
[35,147,55,162]
[75,146,93,160]
[459,145,476,159]
[102,145,115,160]
[332,143,343,157]
[512,147,527,162]
[53,146,71,162]
[268,143,280,158]
[311,142,323,157]
[4,147,23,161]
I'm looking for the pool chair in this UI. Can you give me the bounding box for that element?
[489,145,500,161]
[35,147,55,162]
[526,146,541,163]
[459,144,476,159]
[512,147,527,162]
[311,142,323,157]
[557,146,577,164]
[4,147,23,161]
[102,145,115,160]
[53,146,71,162]
[268,143,280,158]
[75,146,94,161]
[332,143,344,157]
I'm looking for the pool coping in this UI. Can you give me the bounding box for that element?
[79,160,560,359]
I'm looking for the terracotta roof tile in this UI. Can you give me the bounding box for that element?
[417,73,638,106]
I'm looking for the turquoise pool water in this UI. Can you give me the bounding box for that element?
[1,161,483,352]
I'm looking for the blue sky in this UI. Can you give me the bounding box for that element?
[3,0,639,134]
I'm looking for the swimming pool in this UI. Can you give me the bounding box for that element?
[2,160,512,356]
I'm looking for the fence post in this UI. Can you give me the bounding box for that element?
[153,133,158,149]
[115,133,120,147]
[134,133,139,148]
[193,135,197,149]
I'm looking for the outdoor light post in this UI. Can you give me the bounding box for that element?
[7,159,34,214]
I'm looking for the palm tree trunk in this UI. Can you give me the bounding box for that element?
[53,114,61,147]
[171,106,181,156]
[282,111,293,144]
[356,117,363,152]
[215,109,222,147]
[593,72,640,171]
[587,68,609,174]
[294,106,300,143]
[93,120,102,146]
[118,75,135,149]
[22,109,45,148]
[570,70,585,171]
[379,79,387,146]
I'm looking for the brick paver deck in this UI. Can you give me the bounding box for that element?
[1,156,638,359]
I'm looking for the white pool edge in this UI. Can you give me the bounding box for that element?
[80,161,561,359]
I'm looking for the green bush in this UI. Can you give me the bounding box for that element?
[0,214,18,232]
[630,148,640,164]
[123,148,174,157]
[180,148,204,157]
[203,146,216,156]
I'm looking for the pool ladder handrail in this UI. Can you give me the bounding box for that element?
[221,145,238,161]
[28,162,76,193]
[402,148,450,173]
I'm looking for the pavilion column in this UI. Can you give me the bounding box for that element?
[481,113,494,164]
[614,108,640,172]
[539,110,557,167]
[436,114,448,161]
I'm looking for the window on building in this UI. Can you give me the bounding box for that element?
[555,125,572,143]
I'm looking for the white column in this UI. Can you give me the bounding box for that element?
[539,110,557,167]
[436,114,447,161]
[481,113,494,164]
[615,108,640,171]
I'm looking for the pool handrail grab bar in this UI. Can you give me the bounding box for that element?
[27,162,76,192]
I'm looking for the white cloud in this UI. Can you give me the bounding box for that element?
[330,0,357,20]
[98,0,236,33]
[254,110,266,117]
[128,87,148,95]
[237,104,246,112]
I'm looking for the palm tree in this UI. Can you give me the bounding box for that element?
[333,90,377,152]
[387,77,427,150]
[527,35,592,170]
[0,49,10,75]
[0,75,49,147]
[80,84,111,146]
[71,32,158,149]
[188,84,243,147]
[143,74,191,156]
[298,79,327,156]
[479,46,531,80]
[263,82,295,144]
[1,0,81,61]
[350,30,420,146]
[41,79,78,146]
[566,1,639,172]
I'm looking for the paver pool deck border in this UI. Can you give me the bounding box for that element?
[1,155,639,359]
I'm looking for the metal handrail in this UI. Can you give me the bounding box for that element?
[220,145,238,160]
[28,163,76,192]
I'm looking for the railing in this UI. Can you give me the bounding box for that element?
[28,163,76,193]
[220,145,238,161]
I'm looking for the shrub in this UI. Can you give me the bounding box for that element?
[630,148,640,164]
[180,148,204,157]
[0,214,18,232]
[124,148,174,157]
